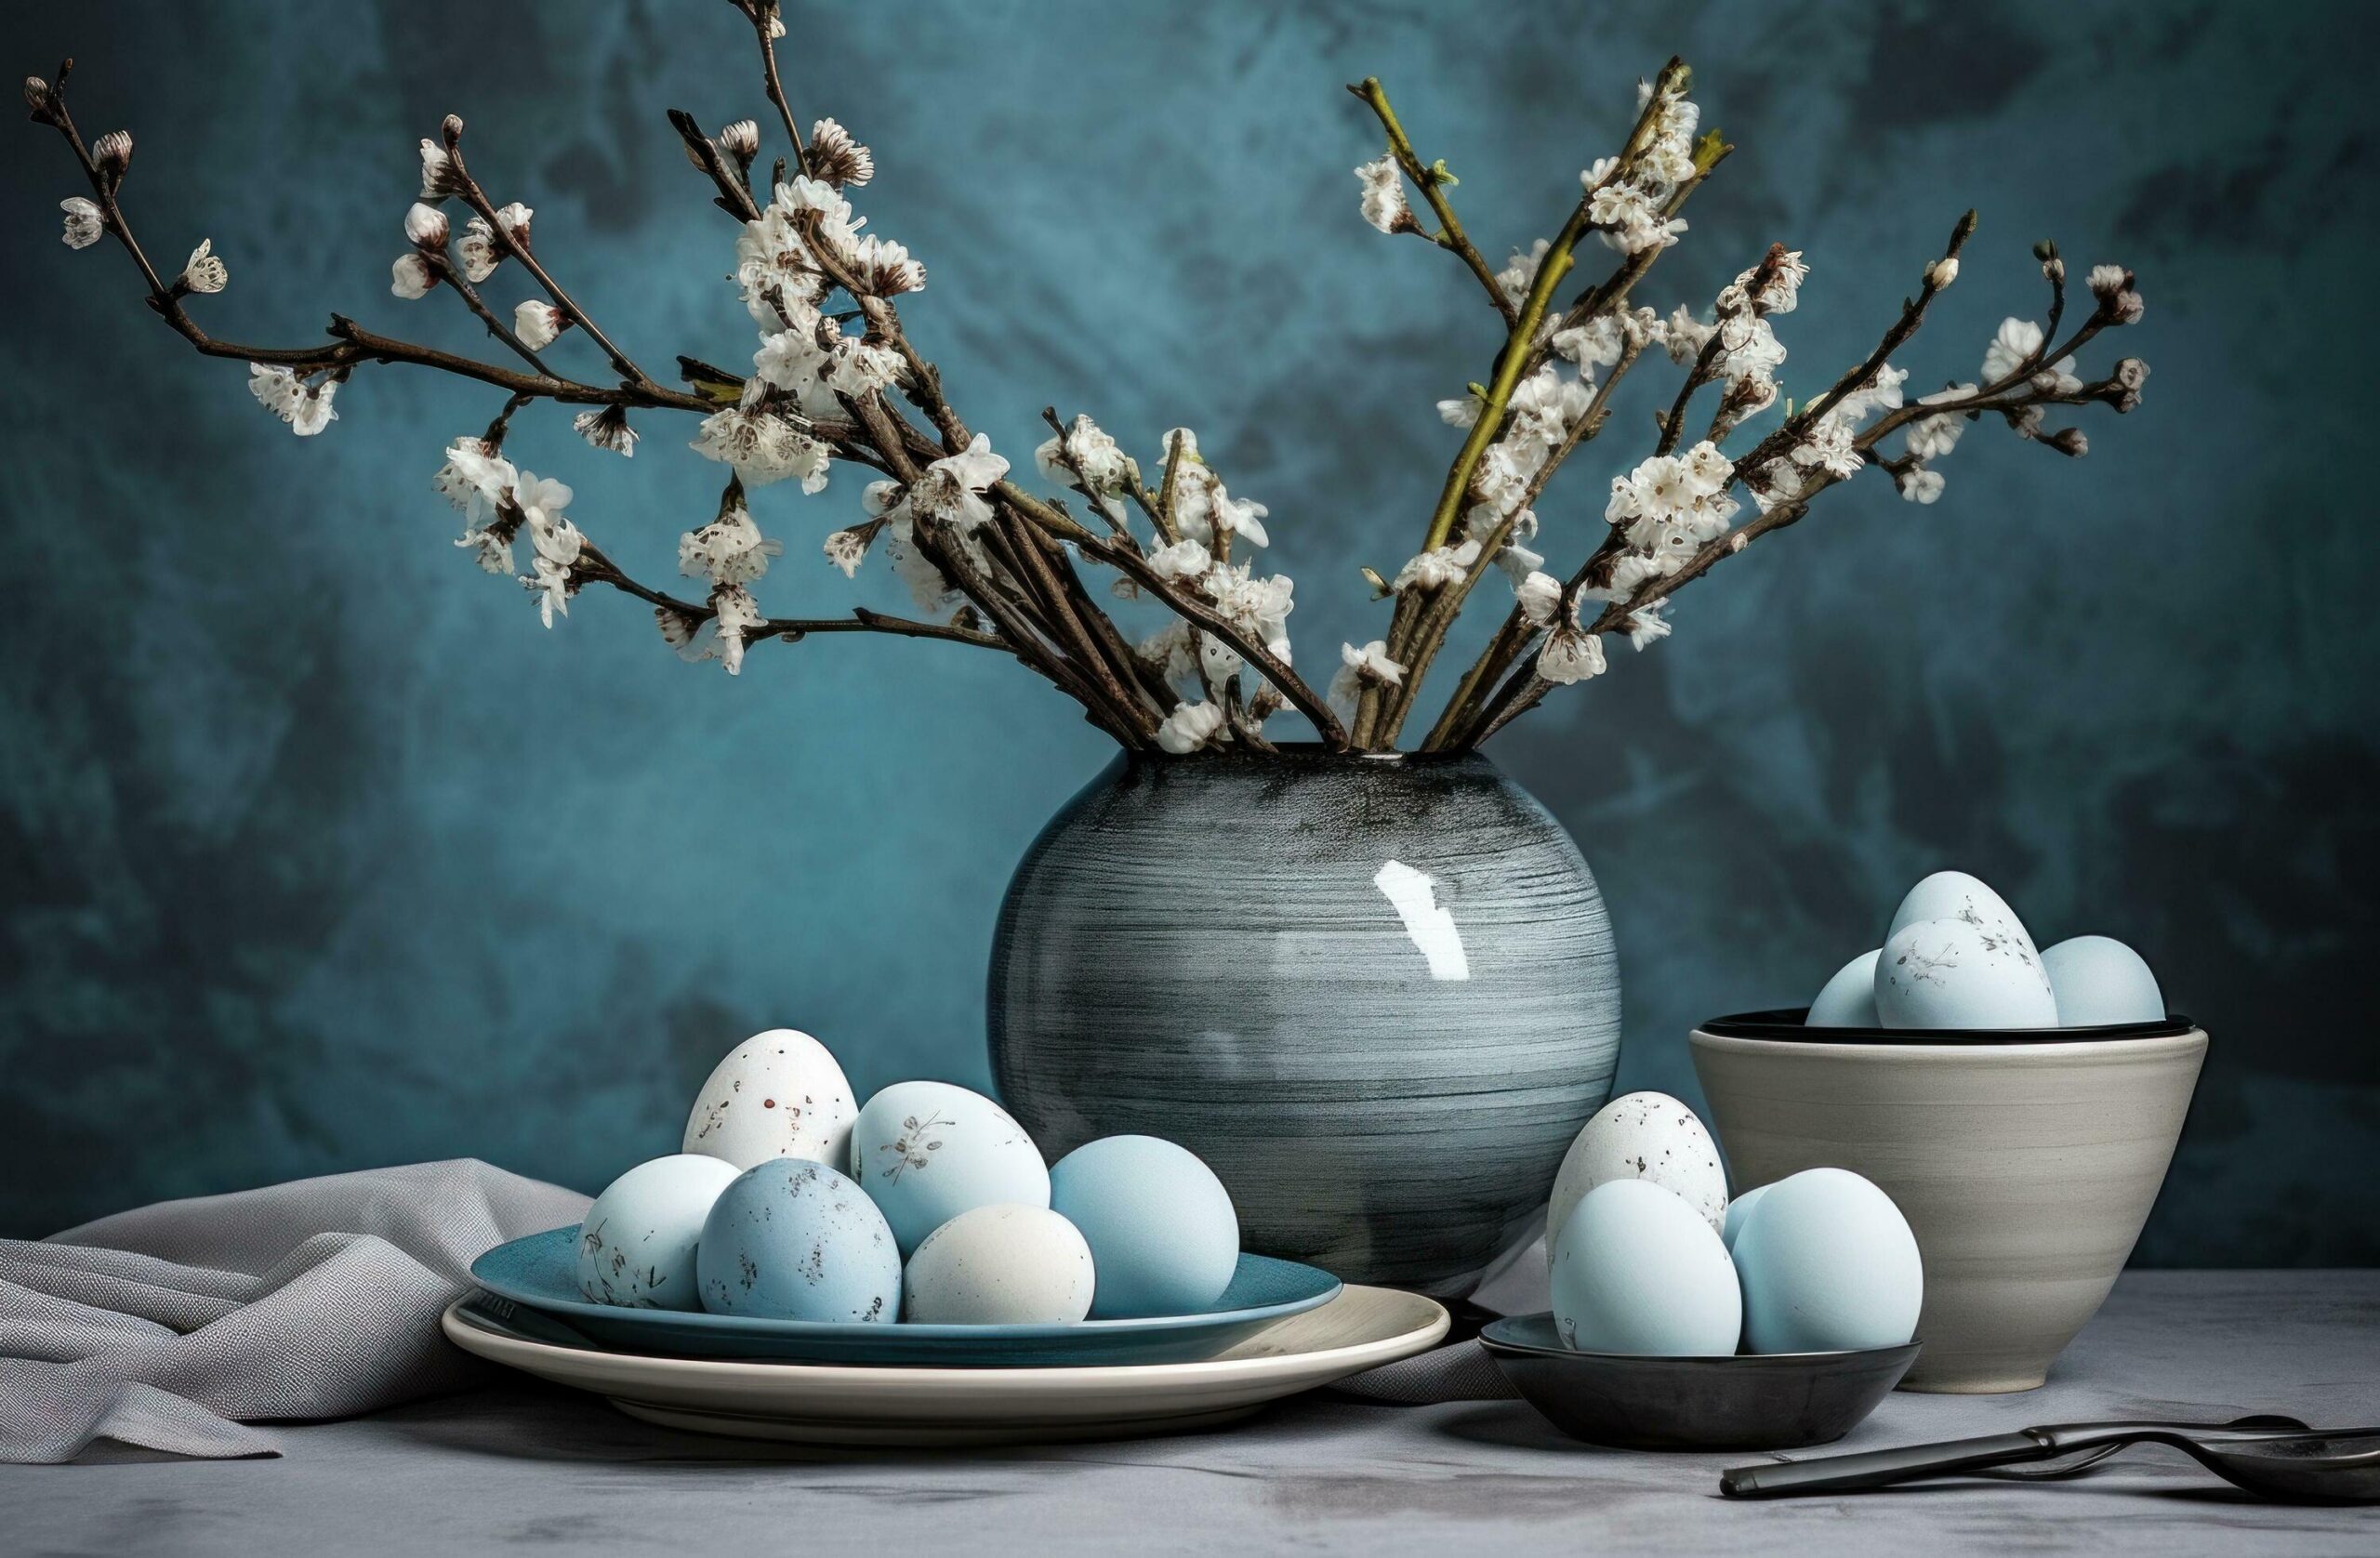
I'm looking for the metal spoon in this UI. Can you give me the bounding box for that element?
[1722,1417,2380,1503]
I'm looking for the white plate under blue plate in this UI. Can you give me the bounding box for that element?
[470,1225,1342,1366]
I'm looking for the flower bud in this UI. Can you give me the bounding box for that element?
[93,128,132,186]
[513,299,570,350]
[1924,256,1958,289]
[2114,357,2149,391]
[403,201,450,249]
[493,201,532,248]
[2045,427,2088,458]
[442,112,464,142]
[23,75,50,119]
[718,118,760,165]
[2041,254,2066,284]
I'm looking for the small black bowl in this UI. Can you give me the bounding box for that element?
[1480,1314,1921,1451]
[1703,1007,2195,1047]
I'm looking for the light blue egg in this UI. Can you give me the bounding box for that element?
[1886,871,2040,965]
[696,1158,902,1322]
[1550,1180,1742,1356]
[849,1081,1051,1257]
[1877,918,2058,1029]
[1721,1182,1771,1252]
[576,1154,742,1310]
[1805,950,1882,1027]
[2042,935,2164,1025]
[1733,1167,1923,1353]
[1050,1135,1239,1318]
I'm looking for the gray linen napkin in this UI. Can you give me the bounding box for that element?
[1327,1225,1543,1404]
[0,1159,588,1463]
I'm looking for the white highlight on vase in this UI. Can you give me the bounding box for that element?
[1373,860,1471,981]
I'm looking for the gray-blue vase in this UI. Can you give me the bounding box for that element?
[987,746,1621,1294]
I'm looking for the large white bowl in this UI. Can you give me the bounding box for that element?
[1689,1016,2205,1393]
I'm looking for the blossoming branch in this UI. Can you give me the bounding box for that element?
[24,5,2147,758]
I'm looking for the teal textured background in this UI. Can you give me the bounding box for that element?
[4,1,2373,1262]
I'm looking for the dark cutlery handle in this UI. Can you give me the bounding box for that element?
[1722,1431,2056,1499]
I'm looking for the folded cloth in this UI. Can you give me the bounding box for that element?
[0,1160,588,1464]
[1328,1228,1545,1404]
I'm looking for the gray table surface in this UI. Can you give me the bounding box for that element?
[8,1270,2374,1557]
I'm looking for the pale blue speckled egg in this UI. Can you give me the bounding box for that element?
[696,1158,902,1323]
[2042,935,2165,1025]
[1886,871,2043,968]
[576,1154,741,1311]
[1878,917,2059,1029]
[1733,1168,1923,1353]
[849,1081,1050,1257]
[1550,1180,1742,1356]
[1805,950,1882,1027]
[1050,1135,1239,1318]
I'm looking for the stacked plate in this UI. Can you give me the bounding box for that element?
[449,1227,1449,1445]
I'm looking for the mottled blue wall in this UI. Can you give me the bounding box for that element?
[4,1,2373,1263]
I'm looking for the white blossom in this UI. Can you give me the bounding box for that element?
[1624,603,1671,649]
[734,205,827,323]
[178,239,228,295]
[1514,570,1563,627]
[809,118,874,188]
[1897,465,1946,504]
[904,433,1008,532]
[1905,384,1975,460]
[457,216,501,282]
[680,505,782,587]
[849,234,926,297]
[1537,626,1606,684]
[826,337,903,398]
[1157,700,1228,754]
[435,435,517,522]
[403,201,450,250]
[1355,154,1409,234]
[417,138,458,200]
[1436,394,1482,428]
[1328,639,1404,714]
[711,583,766,675]
[515,471,582,627]
[390,252,435,298]
[572,404,638,456]
[514,299,569,350]
[2086,264,2128,299]
[1739,249,1807,314]
[1137,619,1198,684]
[246,363,337,436]
[1033,414,1133,522]
[1982,317,2068,388]
[1495,239,1551,308]
[1146,538,1212,582]
[60,196,101,249]
[1790,412,1863,481]
[823,527,871,577]
[690,405,831,491]
[1392,539,1481,594]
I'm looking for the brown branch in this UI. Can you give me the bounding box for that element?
[1347,77,1516,326]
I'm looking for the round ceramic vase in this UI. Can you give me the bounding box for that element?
[1688,1019,2207,1393]
[988,748,1621,1294]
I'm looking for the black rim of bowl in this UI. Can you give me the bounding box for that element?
[1699,1007,2196,1046]
[1479,1314,1921,1367]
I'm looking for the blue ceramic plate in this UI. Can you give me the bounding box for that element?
[470,1226,1342,1366]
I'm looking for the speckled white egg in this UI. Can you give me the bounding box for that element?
[1721,1182,1772,1252]
[849,1081,1051,1257]
[1547,1090,1728,1262]
[1887,872,2046,983]
[1805,949,1883,1027]
[1733,1168,1923,1353]
[682,1028,858,1171]
[903,1204,1096,1325]
[1877,917,2060,1029]
[575,1154,741,1311]
[1551,1180,1742,1356]
[2042,935,2164,1026]
[1050,1135,1239,1318]
[696,1157,902,1323]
